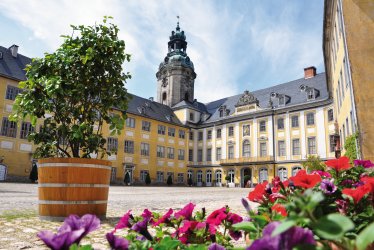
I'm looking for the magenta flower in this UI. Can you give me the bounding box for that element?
[208,243,226,250]
[247,222,316,250]
[131,219,153,241]
[311,170,331,178]
[354,159,374,168]
[37,214,100,250]
[320,179,337,194]
[336,199,349,214]
[152,208,173,226]
[175,203,196,220]
[114,210,133,232]
[106,233,129,250]
[141,209,152,220]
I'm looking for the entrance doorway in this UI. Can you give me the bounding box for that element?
[0,164,7,181]
[124,165,134,185]
[241,168,252,187]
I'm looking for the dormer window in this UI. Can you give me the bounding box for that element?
[137,106,146,114]
[300,85,319,101]
[218,105,229,118]
[219,110,224,117]
[278,95,285,106]
[307,89,315,100]
[165,115,171,121]
[189,112,194,121]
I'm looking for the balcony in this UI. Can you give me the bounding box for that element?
[219,156,274,165]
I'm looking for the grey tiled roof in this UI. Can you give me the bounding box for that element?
[0,46,31,81]
[172,100,208,113]
[202,73,328,124]
[126,94,184,126]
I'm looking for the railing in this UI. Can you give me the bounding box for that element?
[219,156,274,165]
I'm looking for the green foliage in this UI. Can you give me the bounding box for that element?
[10,16,130,158]
[356,222,374,250]
[167,175,173,186]
[312,213,354,240]
[344,132,358,161]
[145,173,151,185]
[302,155,325,171]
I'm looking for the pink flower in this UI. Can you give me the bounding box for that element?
[141,209,152,220]
[152,208,173,226]
[311,170,331,178]
[175,203,195,220]
[354,159,374,168]
[114,210,133,232]
[206,207,227,226]
[227,212,243,225]
[269,193,287,203]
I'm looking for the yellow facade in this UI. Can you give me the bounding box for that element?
[323,0,374,160]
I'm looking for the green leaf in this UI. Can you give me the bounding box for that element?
[312,213,354,240]
[271,220,296,237]
[356,222,374,250]
[251,215,269,227]
[232,222,257,232]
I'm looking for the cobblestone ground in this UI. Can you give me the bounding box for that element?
[0,183,256,250]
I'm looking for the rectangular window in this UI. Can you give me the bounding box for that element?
[291,116,299,128]
[328,109,334,122]
[1,117,17,138]
[177,173,184,183]
[167,147,174,159]
[126,117,135,128]
[107,137,118,152]
[140,170,149,183]
[292,139,300,155]
[243,124,250,136]
[198,131,203,141]
[178,149,185,160]
[228,126,234,137]
[277,118,284,130]
[206,148,212,161]
[259,121,266,132]
[5,85,22,100]
[306,113,315,126]
[20,122,34,139]
[350,111,355,133]
[340,70,345,99]
[168,127,175,137]
[157,171,164,183]
[307,137,316,154]
[189,112,194,121]
[278,140,285,156]
[207,130,212,140]
[228,146,234,159]
[189,131,194,140]
[216,147,221,161]
[141,143,150,156]
[216,129,221,138]
[197,149,203,162]
[141,121,151,131]
[158,125,166,135]
[178,130,185,139]
[157,145,165,158]
[343,57,350,88]
[188,149,193,161]
[124,140,134,153]
[110,167,117,182]
[343,124,346,144]
[329,135,335,153]
[260,142,267,157]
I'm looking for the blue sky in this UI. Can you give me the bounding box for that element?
[0,0,324,103]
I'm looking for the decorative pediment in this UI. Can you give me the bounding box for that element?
[235,90,258,107]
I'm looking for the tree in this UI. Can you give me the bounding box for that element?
[29,162,38,183]
[11,17,130,159]
[124,172,130,185]
[167,175,173,186]
[344,133,359,161]
[302,155,325,172]
[145,173,151,185]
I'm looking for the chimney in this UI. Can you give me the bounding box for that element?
[9,45,19,58]
[304,66,316,79]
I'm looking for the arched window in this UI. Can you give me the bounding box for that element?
[242,140,251,157]
[292,166,302,176]
[162,92,167,104]
[278,167,287,181]
[228,169,235,183]
[197,170,203,183]
[206,170,212,184]
[215,170,222,184]
[259,167,268,183]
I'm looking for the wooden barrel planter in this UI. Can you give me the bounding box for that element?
[38,158,111,221]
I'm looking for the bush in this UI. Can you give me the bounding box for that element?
[302,155,325,171]
[145,173,151,185]
[29,162,38,183]
[187,177,193,186]
[344,132,359,161]
[167,175,173,186]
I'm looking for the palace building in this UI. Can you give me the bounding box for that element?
[323,0,374,161]
[0,21,336,185]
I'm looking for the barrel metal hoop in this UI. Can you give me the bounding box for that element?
[39,200,108,205]
[38,163,112,170]
[38,183,110,188]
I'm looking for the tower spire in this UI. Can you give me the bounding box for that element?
[176,15,180,31]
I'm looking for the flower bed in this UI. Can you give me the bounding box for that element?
[37,157,374,250]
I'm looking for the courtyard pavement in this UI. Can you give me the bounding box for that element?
[0,183,255,249]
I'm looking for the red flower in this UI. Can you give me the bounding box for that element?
[325,156,351,172]
[175,203,195,220]
[271,204,287,216]
[269,193,287,203]
[248,181,268,202]
[361,176,374,193]
[342,185,371,204]
[152,208,173,226]
[206,207,227,226]
[227,212,243,225]
[291,170,321,189]
[113,210,132,232]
